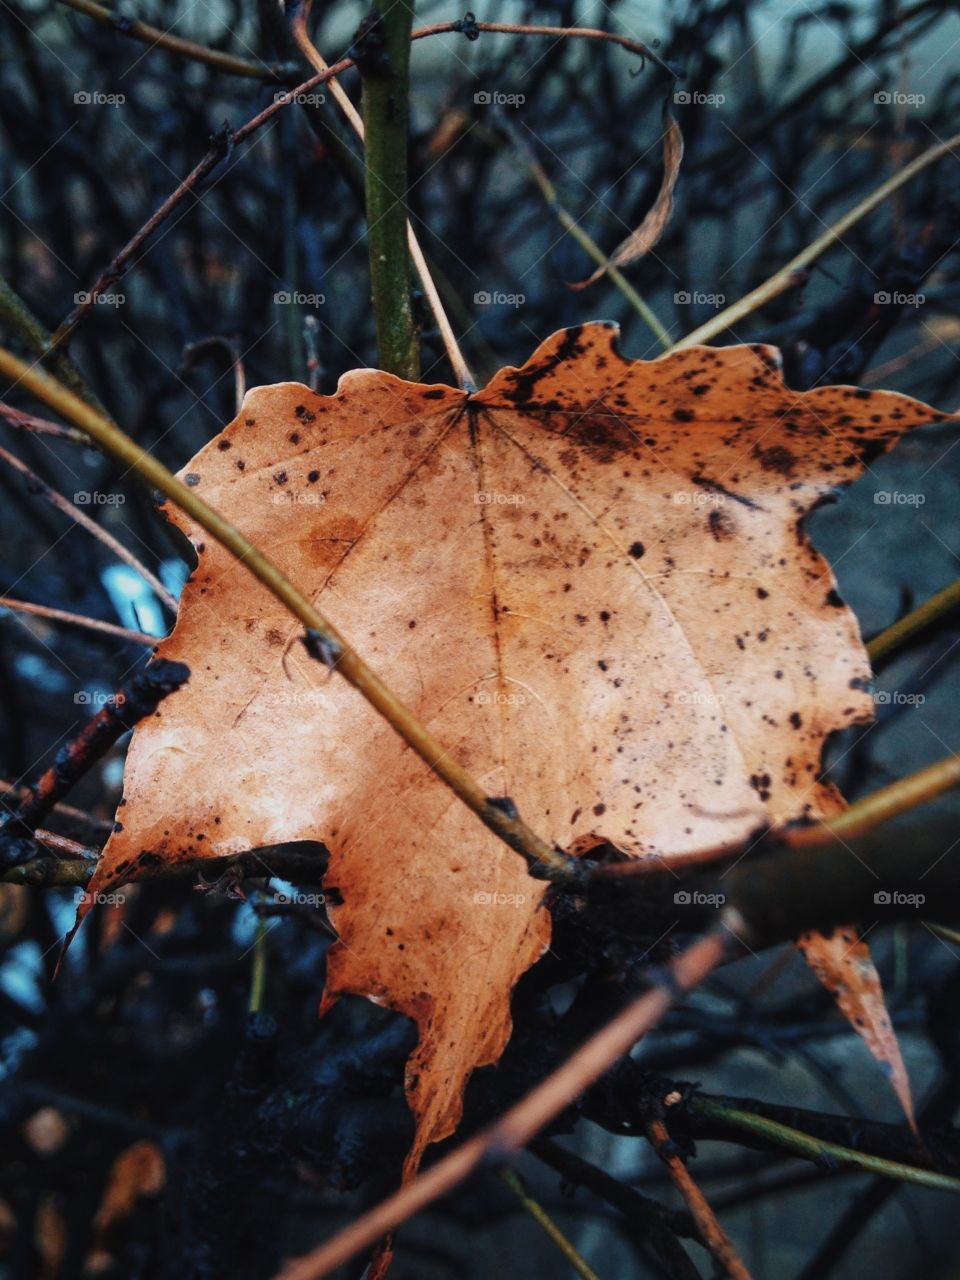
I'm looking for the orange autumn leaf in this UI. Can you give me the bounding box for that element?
[84,322,948,1173]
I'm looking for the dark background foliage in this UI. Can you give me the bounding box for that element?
[0,1,959,1276]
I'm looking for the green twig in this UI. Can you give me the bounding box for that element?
[868,577,960,665]
[689,1096,960,1193]
[249,907,269,1014]
[500,1168,603,1280]
[359,0,419,379]
[0,277,104,417]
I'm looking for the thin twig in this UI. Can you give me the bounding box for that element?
[688,1096,960,1193]
[273,931,730,1280]
[500,1168,603,1280]
[670,129,960,349]
[58,0,294,80]
[0,402,88,443]
[647,1116,753,1280]
[530,1139,701,1279]
[867,578,960,664]
[0,595,156,647]
[0,349,579,885]
[0,779,114,836]
[0,444,178,612]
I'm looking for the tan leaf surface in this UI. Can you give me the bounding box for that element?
[87,323,947,1168]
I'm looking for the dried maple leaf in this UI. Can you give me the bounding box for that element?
[86,323,948,1171]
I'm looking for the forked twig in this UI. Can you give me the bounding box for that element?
[49,18,673,366]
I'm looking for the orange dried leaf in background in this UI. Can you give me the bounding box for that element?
[85,322,949,1173]
[569,105,683,288]
[86,1141,165,1275]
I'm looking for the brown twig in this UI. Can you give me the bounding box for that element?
[0,659,189,849]
[0,845,328,889]
[179,336,247,415]
[273,931,729,1280]
[0,443,178,612]
[0,402,88,443]
[58,0,294,80]
[0,779,114,837]
[0,595,156,647]
[647,1116,753,1280]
